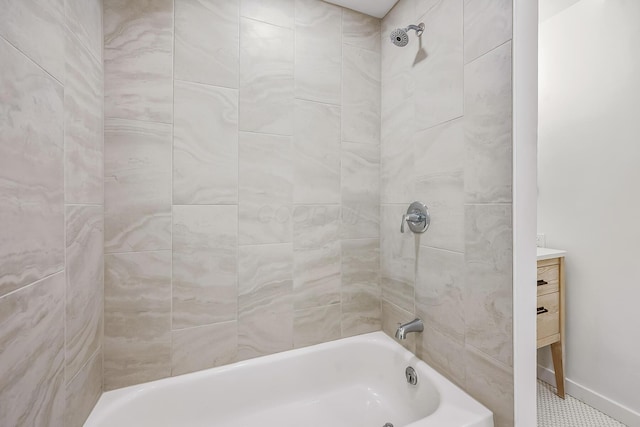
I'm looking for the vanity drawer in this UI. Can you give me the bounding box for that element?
[537,263,559,296]
[537,291,560,341]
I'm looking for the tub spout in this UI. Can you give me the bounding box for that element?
[395,318,424,340]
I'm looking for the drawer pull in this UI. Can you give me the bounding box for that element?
[537,306,549,315]
[537,279,548,286]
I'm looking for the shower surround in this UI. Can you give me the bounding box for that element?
[102,0,382,390]
[380,1,515,426]
[0,0,517,426]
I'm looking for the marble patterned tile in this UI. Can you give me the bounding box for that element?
[65,349,102,427]
[341,142,380,239]
[293,205,340,250]
[342,298,381,337]
[65,206,104,383]
[415,0,442,18]
[293,100,340,204]
[294,304,341,348]
[413,119,464,252]
[238,309,293,361]
[239,132,293,245]
[241,0,294,28]
[237,243,293,360]
[411,0,463,131]
[0,272,65,427]
[343,9,381,53]
[104,251,172,390]
[0,0,65,81]
[293,241,341,310]
[65,0,103,63]
[380,205,417,313]
[172,205,238,329]
[415,321,465,388]
[173,80,238,204]
[239,243,293,316]
[381,299,415,352]
[171,321,238,376]
[341,239,380,305]
[104,118,172,253]
[104,0,173,123]
[465,204,513,366]
[380,72,415,204]
[175,0,239,88]
[0,38,64,298]
[342,44,381,144]
[294,0,342,105]
[463,0,512,64]
[464,345,514,427]
[415,246,464,341]
[64,30,104,205]
[239,17,294,135]
[464,41,513,204]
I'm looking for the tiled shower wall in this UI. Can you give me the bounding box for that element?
[380,1,514,426]
[0,0,104,426]
[103,0,382,389]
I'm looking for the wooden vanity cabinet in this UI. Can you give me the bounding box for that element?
[537,256,566,398]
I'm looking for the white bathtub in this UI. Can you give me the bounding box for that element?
[84,332,493,427]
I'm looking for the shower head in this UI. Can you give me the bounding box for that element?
[390,23,425,47]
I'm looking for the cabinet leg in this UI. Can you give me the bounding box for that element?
[551,341,565,399]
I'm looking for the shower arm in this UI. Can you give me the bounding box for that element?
[404,24,425,36]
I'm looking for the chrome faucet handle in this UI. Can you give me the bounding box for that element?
[400,212,425,233]
[400,202,431,234]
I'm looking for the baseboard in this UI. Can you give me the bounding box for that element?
[537,365,640,427]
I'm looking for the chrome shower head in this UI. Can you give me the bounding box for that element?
[389,23,425,47]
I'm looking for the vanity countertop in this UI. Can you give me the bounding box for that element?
[537,247,567,261]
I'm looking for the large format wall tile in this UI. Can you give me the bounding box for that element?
[415,322,466,388]
[380,72,415,204]
[0,38,64,297]
[381,205,417,313]
[238,243,293,316]
[171,321,237,376]
[238,243,293,360]
[104,0,173,123]
[341,238,381,336]
[464,344,514,427]
[175,0,239,89]
[104,118,172,253]
[239,132,293,245]
[411,0,463,131]
[295,0,341,105]
[463,0,512,64]
[416,246,464,342]
[293,100,340,204]
[65,31,104,204]
[343,9,380,52]
[0,0,65,81]
[172,205,238,329]
[294,304,341,348]
[104,251,172,390]
[239,17,294,135]
[413,119,464,253]
[465,204,513,366]
[341,142,380,239]
[65,206,103,383]
[464,41,513,204]
[241,0,294,28]
[65,0,103,63]
[0,273,65,427]
[173,80,238,204]
[293,206,341,310]
[342,44,381,144]
[65,349,102,427]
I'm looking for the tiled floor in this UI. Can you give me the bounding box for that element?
[537,380,627,426]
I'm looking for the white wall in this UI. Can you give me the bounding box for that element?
[538,0,640,423]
